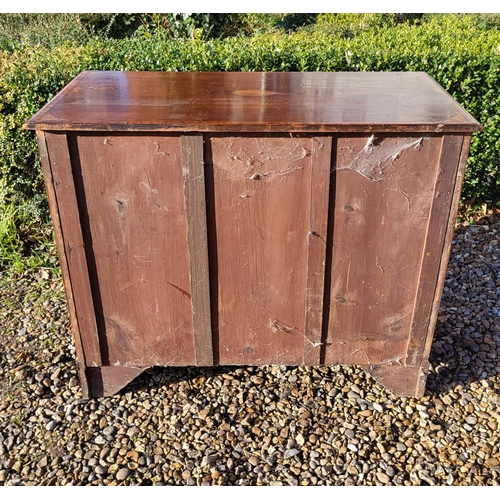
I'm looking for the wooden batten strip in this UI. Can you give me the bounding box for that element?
[303,136,332,365]
[421,135,471,363]
[36,131,90,397]
[44,132,102,369]
[406,134,465,367]
[181,134,213,366]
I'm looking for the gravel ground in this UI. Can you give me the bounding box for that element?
[0,209,499,486]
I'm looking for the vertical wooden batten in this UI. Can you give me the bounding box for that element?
[181,134,213,366]
[303,136,332,365]
[43,132,102,390]
[416,135,472,368]
[405,135,465,369]
[36,131,91,398]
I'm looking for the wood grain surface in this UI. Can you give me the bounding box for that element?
[45,132,102,369]
[324,133,443,366]
[181,134,213,366]
[71,133,196,367]
[24,71,482,133]
[207,135,330,365]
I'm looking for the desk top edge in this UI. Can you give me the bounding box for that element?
[24,71,483,133]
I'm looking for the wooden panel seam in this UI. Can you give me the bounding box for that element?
[181,134,213,366]
[303,136,332,365]
[44,131,102,368]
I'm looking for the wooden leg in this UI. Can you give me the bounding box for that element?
[363,361,429,398]
[84,366,146,398]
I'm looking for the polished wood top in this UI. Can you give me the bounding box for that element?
[24,71,482,133]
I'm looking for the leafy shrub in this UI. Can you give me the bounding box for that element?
[1,14,499,269]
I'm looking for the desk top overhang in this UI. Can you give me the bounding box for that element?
[24,70,482,134]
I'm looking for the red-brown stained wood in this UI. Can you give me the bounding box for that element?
[44,132,102,369]
[23,71,482,134]
[73,133,196,367]
[303,137,332,364]
[324,134,443,366]
[404,135,465,367]
[365,361,429,398]
[86,366,145,397]
[26,72,483,398]
[209,135,320,365]
[36,131,90,397]
[181,134,213,366]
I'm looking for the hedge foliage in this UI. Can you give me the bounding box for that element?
[1,14,500,232]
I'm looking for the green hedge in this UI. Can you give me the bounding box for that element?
[1,15,499,231]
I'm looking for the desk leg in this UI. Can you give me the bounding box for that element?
[85,366,145,398]
[364,361,429,398]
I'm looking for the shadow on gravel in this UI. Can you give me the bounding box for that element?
[425,210,500,400]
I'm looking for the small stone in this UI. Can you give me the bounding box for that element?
[377,471,391,484]
[182,470,191,480]
[487,421,498,431]
[347,443,358,452]
[126,427,139,438]
[198,408,211,420]
[103,426,117,436]
[116,468,130,481]
[95,436,106,445]
[251,376,264,384]
[284,449,300,459]
[373,403,383,412]
[386,466,396,477]
[45,421,59,431]
[248,456,259,466]
[418,470,436,486]
[95,465,107,475]
[4,459,15,470]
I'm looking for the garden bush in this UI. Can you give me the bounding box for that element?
[1,14,499,269]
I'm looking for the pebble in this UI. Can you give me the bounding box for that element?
[0,209,499,486]
[45,421,59,431]
[95,465,107,475]
[377,471,391,484]
[284,449,300,459]
[116,468,130,481]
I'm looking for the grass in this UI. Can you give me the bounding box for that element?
[0,201,59,275]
